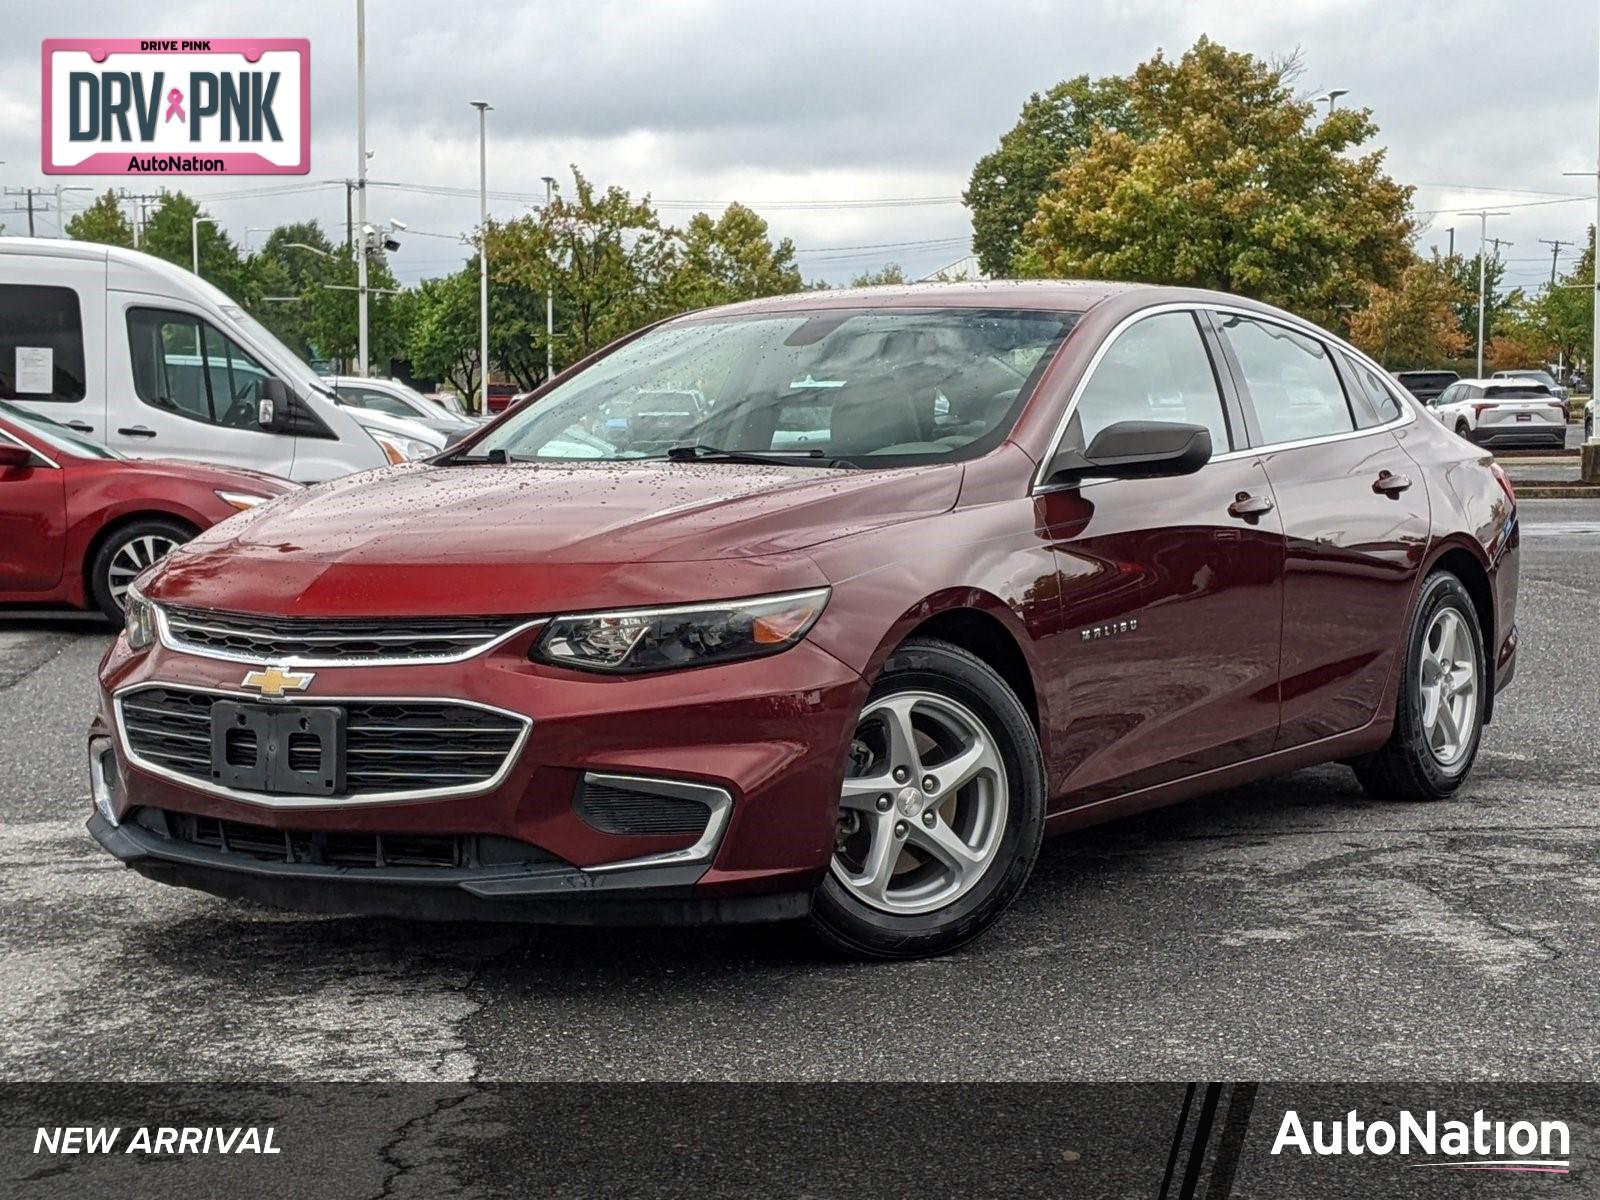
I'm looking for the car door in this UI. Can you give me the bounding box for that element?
[1209,312,1430,748]
[0,427,67,593]
[107,302,297,476]
[1033,308,1285,803]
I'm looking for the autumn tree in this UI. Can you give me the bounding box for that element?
[669,202,802,310]
[963,74,1134,276]
[65,190,134,248]
[1016,38,1414,327]
[1347,256,1470,368]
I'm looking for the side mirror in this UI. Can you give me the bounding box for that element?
[0,443,34,471]
[1045,420,1212,486]
[256,378,296,433]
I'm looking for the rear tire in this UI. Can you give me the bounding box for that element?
[1352,572,1486,803]
[1454,419,1472,439]
[89,518,194,623]
[809,637,1046,959]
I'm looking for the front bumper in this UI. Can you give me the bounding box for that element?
[93,622,869,922]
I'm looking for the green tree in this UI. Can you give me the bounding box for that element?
[963,74,1134,276]
[138,192,251,300]
[247,222,340,362]
[65,190,134,247]
[483,219,560,392]
[669,202,803,310]
[1444,251,1510,354]
[300,248,408,372]
[848,263,907,288]
[408,267,482,403]
[1016,37,1414,327]
[1519,226,1593,372]
[1347,255,1470,368]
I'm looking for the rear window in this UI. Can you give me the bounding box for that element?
[1342,356,1404,427]
[0,284,87,403]
[1399,372,1457,386]
[1483,385,1552,399]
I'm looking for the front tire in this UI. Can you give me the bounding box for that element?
[810,638,1046,959]
[1352,572,1487,802]
[89,518,194,623]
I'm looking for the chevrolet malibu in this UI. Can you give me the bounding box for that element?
[89,282,1519,959]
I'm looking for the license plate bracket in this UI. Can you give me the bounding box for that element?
[210,702,345,797]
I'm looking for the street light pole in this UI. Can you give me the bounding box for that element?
[191,216,217,276]
[542,174,556,383]
[471,101,492,415]
[1459,209,1509,378]
[355,0,370,377]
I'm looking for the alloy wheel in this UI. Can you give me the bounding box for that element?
[1418,607,1478,768]
[106,534,179,610]
[831,690,1008,916]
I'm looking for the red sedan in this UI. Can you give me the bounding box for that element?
[0,401,298,621]
[88,283,1518,959]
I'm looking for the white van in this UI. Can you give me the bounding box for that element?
[0,237,440,481]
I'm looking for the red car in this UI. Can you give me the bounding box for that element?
[0,401,298,621]
[88,284,1519,959]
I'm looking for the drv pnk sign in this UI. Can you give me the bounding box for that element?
[42,39,310,175]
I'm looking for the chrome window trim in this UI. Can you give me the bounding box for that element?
[112,681,533,810]
[0,427,61,470]
[1029,301,1417,492]
[153,604,548,668]
[577,771,733,874]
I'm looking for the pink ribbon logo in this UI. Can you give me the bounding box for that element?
[164,88,185,123]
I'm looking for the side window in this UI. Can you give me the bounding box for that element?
[0,284,87,403]
[1219,316,1354,444]
[1341,355,1404,428]
[1065,311,1231,454]
[127,308,272,430]
[339,386,418,419]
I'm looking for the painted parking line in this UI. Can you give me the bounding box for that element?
[1519,522,1600,537]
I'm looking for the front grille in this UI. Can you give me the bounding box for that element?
[133,808,558,870]
[575,778,713,837]
[118,687,526,799]
[160,604,530,663]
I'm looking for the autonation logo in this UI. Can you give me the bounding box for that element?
[1273,1108,1571,1174]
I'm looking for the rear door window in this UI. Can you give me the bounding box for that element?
[1218,316,1355,444]
[0,284,86,403]
[1341,356,1404,427]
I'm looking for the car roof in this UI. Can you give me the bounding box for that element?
[1453,378,1550,387]
[670,279,1305,320]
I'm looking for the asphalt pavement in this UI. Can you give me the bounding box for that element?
[2,500,1598,1086]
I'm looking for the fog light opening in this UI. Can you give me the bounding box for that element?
[89,737,119,826]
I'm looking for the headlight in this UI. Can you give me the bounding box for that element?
[366,429,437,464]
[533,588,830,674]
[214,489,271,511]
[124,583,156,650]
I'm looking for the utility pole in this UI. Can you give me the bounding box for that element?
[471,101,492,415]
[1459,210,1509,378]
[355,0,370,377]
[191,216,217,275]
[1488,236,1513,260]
[1539,238,1572,287]
[1445,227,1455,258]
[4,188,52,236]
[543,174,556,382]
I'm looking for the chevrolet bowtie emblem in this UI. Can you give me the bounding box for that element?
[240,666,315,697]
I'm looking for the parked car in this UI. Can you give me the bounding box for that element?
[0,238,435,481]
[1394,369,1459,405]
[1428,379,1567,449]
[323,375,479,441]
[90,282,1519,959]
[1492,368,1568,409]
[424,391,481,422]
[0,401,298,621]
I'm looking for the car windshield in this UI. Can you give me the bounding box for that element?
[471,307,1077,466]
[0,399,121,459]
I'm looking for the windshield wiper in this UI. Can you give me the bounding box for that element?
[664,444,848,468]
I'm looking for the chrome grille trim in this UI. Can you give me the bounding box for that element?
[153,604,546,667]
[113,683,532,810]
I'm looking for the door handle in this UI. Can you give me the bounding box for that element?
[62,421,95,433]
[117,426,158,439]
[1228,492,1275,518]
[1373,470,1413,496]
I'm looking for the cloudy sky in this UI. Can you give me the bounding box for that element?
[4,0,1596,290]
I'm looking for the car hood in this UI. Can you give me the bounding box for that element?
[121,457,299,496]
[153,459,961,615]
